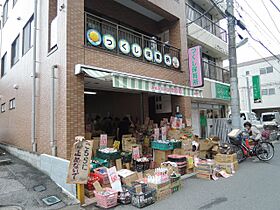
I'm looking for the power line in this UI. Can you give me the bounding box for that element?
[261,0,280,35]
[242,0,280,46]
[270,0,280,13]
[248,43,280,75]
[234,1,276,47]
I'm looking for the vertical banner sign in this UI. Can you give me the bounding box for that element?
[132,146,140,160]
[161,126,167,141]
[67,137,93,184]
[100,134,108,149]
[188,46,204,87]
[252,75,262,103]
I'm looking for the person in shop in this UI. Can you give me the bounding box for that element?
[92,115,102,137]
[118,117,131,145]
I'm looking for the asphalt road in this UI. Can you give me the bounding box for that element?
[114,142,280,210]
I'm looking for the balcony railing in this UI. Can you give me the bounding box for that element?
[203,61,230,83]
[85,12,181,70]
[187,4,227,43]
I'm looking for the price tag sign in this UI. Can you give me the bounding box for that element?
[132,146,140,160]
[154,128,160,140]
[100,134,108,149]
[161,126,167,141]
[107,166,122,192]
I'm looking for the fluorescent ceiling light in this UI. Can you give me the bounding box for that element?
[84,91,97,95]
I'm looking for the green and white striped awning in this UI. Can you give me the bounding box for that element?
[75,64,203,97]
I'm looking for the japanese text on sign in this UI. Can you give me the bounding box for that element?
[188,46,204,88]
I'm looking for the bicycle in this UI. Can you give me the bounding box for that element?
[228,129,275,163]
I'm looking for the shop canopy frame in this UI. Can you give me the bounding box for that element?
[75,64,203,97]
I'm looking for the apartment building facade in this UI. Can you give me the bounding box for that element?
[186,0,230,137]
[0,0,209,159]
[237,55,280,117]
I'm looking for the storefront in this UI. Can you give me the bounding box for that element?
[75,64,203,139]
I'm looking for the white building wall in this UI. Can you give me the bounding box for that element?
[238,58,280,113]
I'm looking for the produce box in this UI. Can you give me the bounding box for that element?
[154,150,172,168]
[118,186,131,205]
[214,153,237,163]
[199,139,214,151]
[96,150,121,161]
[148,181,171,193]
[94,167,110,185]
[90,157,109,171]
[121,152,132,163]
[94,188,118,209]
[171,184,181,193]
[181,139,193,151]
[156,188,171,201]
[122,135,137,151]
[85,188,94,198]
[117,169,139,186]
[195,161,215,174]
[215,161,239,174]
[151,141,173,151]
[196,173,212,180]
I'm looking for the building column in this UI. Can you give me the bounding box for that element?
[172,96,192,124]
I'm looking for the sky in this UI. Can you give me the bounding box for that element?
[222,0,280,65]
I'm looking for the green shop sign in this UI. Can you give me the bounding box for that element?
[215,83,230,100]
[252,75,262,103]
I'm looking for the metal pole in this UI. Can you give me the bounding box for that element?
[246,76,252,120]
[227,0,241,129]
[31,0,38,152]
[51,65,58,156]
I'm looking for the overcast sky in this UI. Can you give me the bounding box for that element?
[222,0,280,65]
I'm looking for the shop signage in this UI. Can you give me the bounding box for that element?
[252,75,262,103]
[151,85,184,95]
[132,146,140,160]
[154,128,160,140]
[188,46,204,87]
[215,83,230,100]
[67,136,93,184]
[103,34,116,50]
[119,39,130,54]
[100,134,108,149]
[86,29,180,69]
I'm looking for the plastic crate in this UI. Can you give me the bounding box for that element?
[129,185,156,208]
[118,186,131,205]
[151,141,173,151]
[133,160,150,172]
[94,188,118,209]
[170,141,182,149]
[96,150,121,160]
[121,152,132,163]
[94,167,110,185]
[90,158,109,172]
[168,154,187,162]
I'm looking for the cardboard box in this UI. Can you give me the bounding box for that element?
[215,161,238,174]
[199,140,214,151]
[181,139,193,151]
[117,169,139,186]
[148,181,171,193]
[122,136,137,151]
[85,188,94,198]
[196,173,212,180]
[214,153,237,163]
[156,188,171,201]
[91,138,100,156]
[108,136,114,147]
[154,150,172,168]
[85,132,92,140]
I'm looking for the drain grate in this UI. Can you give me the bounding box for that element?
[0,206,23,210]
[33,185,46,192]
[42,195,61,206]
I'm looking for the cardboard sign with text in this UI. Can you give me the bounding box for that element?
[154,128,160,140]
[107,166,122,192]
[132,146,140,160]
[100,134,108,149]
[67,137,93,184]
[161,126,167,141]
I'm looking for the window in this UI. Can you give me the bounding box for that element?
[11,35,20,66]
[260,68,266,74]
[261,89,268,95]
[13,0,17,7]
[3,0,8,25]
[260,66,273,74]
[266,66,273,73]
[1,52,8,77]
[1,103,6,113]
[9,98,16,110]
[269,88,275,95]
[23,15,34,55]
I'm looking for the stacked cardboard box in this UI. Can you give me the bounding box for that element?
[214,153,238,174]
[154,150,172,168]
[122,135,137,151]
[148,181,171,201]
[195,160,215,180]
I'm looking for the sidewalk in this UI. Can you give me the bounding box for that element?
[0,148,80,210]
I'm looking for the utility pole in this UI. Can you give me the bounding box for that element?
[227,0,241,129]
[246,76,252,119]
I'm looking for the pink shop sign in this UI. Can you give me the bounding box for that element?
[188,46,204,88]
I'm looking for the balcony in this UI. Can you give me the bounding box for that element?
[84,13,181,70]
[187,4,228,58]
[203,61,230,84]
[187,4,227,42]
